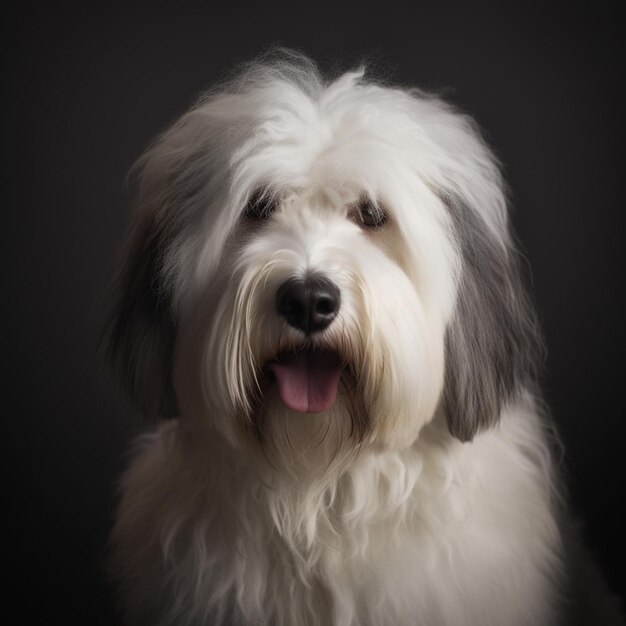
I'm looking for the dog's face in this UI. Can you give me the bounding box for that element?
[106,55,538,469]
[181,183,451,461]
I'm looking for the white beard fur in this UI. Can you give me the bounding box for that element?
[105,50,624,625]
[113,395,563,626]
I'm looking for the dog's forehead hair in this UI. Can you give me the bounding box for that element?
[277,186,371,215]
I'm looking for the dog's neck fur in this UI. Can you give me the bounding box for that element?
[119,393,561,625]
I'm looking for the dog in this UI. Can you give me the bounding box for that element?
[105,51,624,625]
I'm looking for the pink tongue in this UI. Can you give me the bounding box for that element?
[269,350,343,413]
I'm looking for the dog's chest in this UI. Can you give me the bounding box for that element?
[116,415,561,625]
[190,436,559,625]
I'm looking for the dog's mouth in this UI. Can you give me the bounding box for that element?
[265,348,346,414]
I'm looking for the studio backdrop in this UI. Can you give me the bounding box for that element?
[5,1,624,622]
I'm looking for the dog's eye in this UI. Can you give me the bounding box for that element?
[244,191,277,221]
[353,198,387,228]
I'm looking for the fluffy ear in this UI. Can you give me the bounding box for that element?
[103,86,244,417]
[102,201,178,419]
[442,194,541,442]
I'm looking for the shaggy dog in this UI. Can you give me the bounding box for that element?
[105,52,624,625]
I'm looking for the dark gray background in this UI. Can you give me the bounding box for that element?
[4,1,624,622]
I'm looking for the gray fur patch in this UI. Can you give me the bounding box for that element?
[103,211,178,419]
[443,195,542,441]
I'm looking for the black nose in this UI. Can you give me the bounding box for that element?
[276,275,341,334]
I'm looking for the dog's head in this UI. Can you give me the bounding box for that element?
[105,52,539,466]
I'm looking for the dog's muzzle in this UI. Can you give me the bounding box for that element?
[266,274,344,413]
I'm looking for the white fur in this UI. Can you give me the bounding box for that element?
[108,52,576,625]
[113,399,561,625]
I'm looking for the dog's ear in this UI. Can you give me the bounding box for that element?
[103,204,178,419]
[102,95,241,419]
[441,193,541,442]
